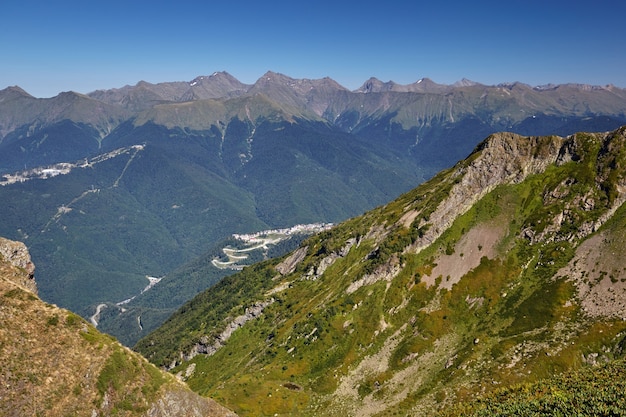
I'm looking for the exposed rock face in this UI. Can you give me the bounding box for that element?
[404,129,626,257]
[347,255,401,294]
[558,232,626,320]
[178,300,275,366]
[275,246,308,275]
[408,133,565,255]
[0,237,36,293]
[306,238,358,280]
[147,386,237,417]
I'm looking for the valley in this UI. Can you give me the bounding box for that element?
[89,303,107,326]
[92,222,328,346]
[117,276,163,306]
[1,76,625,333]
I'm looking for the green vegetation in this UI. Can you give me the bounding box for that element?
[3,82,625,354]
[97,230,309,346]
[0,117,425,346]
[135,127,626,416]
[5,83,626,415]
[442,359,626,416]
[136,260,280,366]
[96,347,167,413]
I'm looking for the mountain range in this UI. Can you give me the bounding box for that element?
[136,126,626,416]
[2,71,626,346]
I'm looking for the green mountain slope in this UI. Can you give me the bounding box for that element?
[441,358,626,416]
[97,225,319,346]
[0,114,421,337]
[0,142,268,314]
[0,236,236,417]
[137,126,626,416]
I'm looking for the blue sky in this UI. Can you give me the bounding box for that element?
[3,0,625,98]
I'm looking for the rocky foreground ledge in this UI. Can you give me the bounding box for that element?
[0,236,236,417]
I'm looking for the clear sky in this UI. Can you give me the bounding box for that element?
[3,0,625,98]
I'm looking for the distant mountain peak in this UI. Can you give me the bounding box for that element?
[453,78,480,87]
[135,80,154,88]
[183,71,249,101]
[260,70,284,79]
[534,83,558,91]
[210,70,232,78]
[0,85,34,100]
[254,71,346,89]
[356,76,449,93]
[190,71,240,86]
[355,77,396,93]
[55,90,88,99]
[189,76,204,86]
[406,77,449,92]
[248,71,349,114]
[255,71,296,86]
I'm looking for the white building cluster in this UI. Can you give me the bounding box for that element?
[232,222,333,243]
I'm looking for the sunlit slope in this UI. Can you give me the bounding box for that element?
[137,126,626,416]
[0,237,236,417]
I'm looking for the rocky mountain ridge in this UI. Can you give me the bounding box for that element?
[137,126,626,416]
[2,71,626,144]
[0,237,36,293]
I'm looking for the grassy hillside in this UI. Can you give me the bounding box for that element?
[0,237,235,417]
[136,127,626,416]
[441,358,626,416]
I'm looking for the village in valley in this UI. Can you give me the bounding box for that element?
[212,223,333,270]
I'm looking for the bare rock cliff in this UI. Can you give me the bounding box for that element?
[0,236,36,293]
[409,132,574,253]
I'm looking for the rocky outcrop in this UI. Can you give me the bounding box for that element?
[275,246,308,275]
[147,385,237,417]
[306,238,358,280]
[347,255,401,294]
[524,128,626,244]
[0,237,36,293]
[178,300,274,366]
[407,133,565,254]
[402,129,626,256]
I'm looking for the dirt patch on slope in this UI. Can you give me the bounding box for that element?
[332,325,458,417]
[557,231,626,319]
[423,221,508,290]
